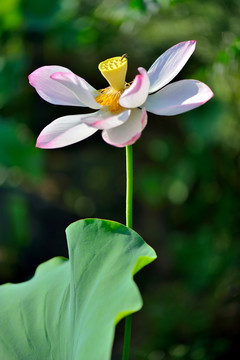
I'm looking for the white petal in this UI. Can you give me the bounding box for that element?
[119,68,150,108]
[82,109,131,129]
[36,113,99,149]
[51,72,100,109]
[102,108,147,147]
[144,80,214,116]
[147,40,196,93]
[29,66,100,109]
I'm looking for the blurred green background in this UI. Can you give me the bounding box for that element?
[0,0,240,359]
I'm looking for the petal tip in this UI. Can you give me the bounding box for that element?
[36,134,53,149]
[182,39,196,51]
[204,86,214,102]
[198,81,214,103]
[28,66,45,86]
[176,39,196,48]
[190,40,197,50]
[137,67,146,73]
[28,72,35,86]
[35,141,43,149]
[183,40,196,47]
[208,88,214,98]
[36,137,45,149]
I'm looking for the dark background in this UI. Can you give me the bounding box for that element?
[0,0,240,359]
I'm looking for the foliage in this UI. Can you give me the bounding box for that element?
[0,219,156,359]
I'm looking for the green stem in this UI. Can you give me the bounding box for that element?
[125,145,133,228]
[122,145,133,360]
[122,316,132,360]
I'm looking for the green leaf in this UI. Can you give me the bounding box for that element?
[0,218,156,359]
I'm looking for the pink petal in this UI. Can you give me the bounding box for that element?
[147,40,196,93]
[102,108,147,147]
[119,68,150,108]
[29,66,100,109]
[51,72,100,109]
[36,113,99,149]
[144,79,214,116]
[82,109,131,130]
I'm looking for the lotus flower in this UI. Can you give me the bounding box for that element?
[29,40,213,148]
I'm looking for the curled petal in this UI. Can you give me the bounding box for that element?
[102,108,147,147]
[144,80,214,116]
[36,114,99,149]
[29,66,100,109]
[147,40,196,93]
[82,109,131,130]
[119,68,150,108]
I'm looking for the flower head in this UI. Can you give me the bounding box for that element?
[29,41,213,149]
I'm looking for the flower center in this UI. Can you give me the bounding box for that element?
[95,84,129,113]
[96,55,128,113]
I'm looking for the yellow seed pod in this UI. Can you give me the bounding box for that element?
[98,56,128,91]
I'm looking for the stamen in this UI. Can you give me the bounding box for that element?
[95,83,130,113]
